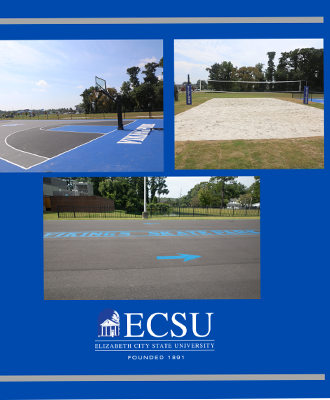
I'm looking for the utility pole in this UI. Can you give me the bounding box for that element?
[142,177,148,219]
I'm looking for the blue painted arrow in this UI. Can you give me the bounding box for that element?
[157,253,201,262]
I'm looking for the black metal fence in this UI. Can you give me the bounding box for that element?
[3,108,163,121]
[57,205,260,219]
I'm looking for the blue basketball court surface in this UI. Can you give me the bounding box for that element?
[310,98,324,104]
[0,118,164,172]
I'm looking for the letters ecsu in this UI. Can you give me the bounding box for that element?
[124,312,213,338]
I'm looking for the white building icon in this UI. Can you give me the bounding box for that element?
[99,318,120,337]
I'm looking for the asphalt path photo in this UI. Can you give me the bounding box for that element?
[44,219,260,300]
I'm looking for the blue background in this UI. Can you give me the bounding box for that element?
[0,0,328,398]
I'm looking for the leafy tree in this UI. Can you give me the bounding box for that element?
[198,188,213,206]
[239,193,252,208]
[80,87,95,114]
[231,66,264,91]
[120,81,135,110]
[209,177,238,208]
[206,61,234,81]
[142,62,159,85]
[266,52,276,85]
[131,83,155,109]
[255,63,264,74]
[159,57,163,74]
[190,196,200,207]
[154,80,164,109]
[126,66,141,87]
[174,83,179,101]
[184,181,209,205]
[275,48,323,91]
[156,177,169,201]
[249,176,260,203]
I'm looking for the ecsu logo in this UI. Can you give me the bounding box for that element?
[98,309,120,337]
[97,309,213,338]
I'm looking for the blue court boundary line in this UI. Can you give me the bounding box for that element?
[44,229,260,238]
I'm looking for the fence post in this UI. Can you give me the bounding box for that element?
[233,208,234,217]
[57,205,59,219]
[73,205,76,218]
[193,206,194,218]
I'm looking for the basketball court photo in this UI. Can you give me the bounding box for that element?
[0,40,164,172]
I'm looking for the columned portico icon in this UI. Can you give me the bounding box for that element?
[99,319,119,337]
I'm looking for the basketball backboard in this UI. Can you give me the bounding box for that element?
[95,76,106,91]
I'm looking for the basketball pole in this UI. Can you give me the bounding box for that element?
[95,87,124,130]
[116,95,124,130]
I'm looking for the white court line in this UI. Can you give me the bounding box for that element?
[0,155,31,170]
[0,122,79,169]
[40,126,117,134]
[0,119,146,169]
[3,125,52,165]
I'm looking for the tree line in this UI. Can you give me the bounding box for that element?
[63,176,260,210]
[176,177,260,208]
[80,58,163,114]
[205,48,323,92]
[64,177,168,211]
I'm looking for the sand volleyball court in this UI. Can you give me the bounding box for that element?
[175,98,324,141]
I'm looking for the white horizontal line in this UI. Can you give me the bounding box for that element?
[0,17,324,24]
[95,339,215,341]
[95,349,215,351]
[0,374,325,382]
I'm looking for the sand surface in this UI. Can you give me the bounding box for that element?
[175,98,324,141]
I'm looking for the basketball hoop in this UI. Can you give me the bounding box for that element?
[94,76,124,130]
[94,89,102,98]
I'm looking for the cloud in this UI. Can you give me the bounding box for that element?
[36,80,49,88]
[76,85,84,89]
[138,56,158,68]
[175,60,211,83]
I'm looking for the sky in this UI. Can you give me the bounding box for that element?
[0,40,163,111]
[163,176,256,198]
[174,39,324,84]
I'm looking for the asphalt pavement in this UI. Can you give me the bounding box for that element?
[44,219,260,300]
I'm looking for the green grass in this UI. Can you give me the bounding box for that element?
[176,137,324,169]
[175,91,324,169]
